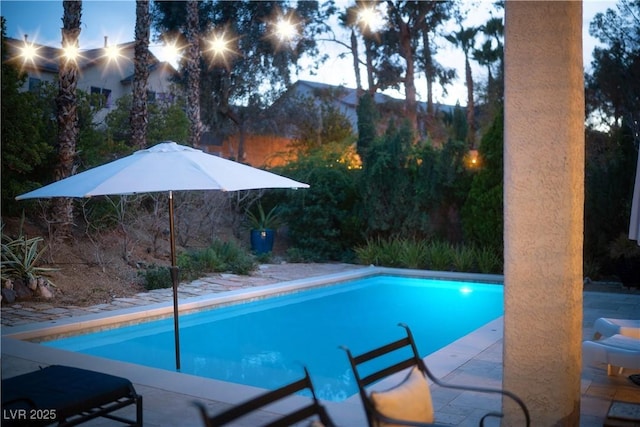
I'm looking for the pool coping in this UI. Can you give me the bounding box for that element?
[1,267,505,425]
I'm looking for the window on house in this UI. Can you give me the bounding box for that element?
[90,86,112,108]
[157,92,174,104]
[28,77,42,92]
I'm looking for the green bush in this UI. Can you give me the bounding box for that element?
[178,239,255,280]
[274,150,363,262]
[461,109,504,254]
[474,246,502,274]
[426,241,455,271]
[142,240,256,288]
[398,239,429,269]
[356,238,479,272]
[141,265,172,290]
[452,245,476,272]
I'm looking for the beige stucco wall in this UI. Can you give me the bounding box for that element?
[503,1,584,425]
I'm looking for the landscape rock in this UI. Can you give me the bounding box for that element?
[13,280,33,299]
[1,288,16,304]
[36,278,54,299]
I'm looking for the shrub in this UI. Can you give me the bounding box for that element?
[474,246,502,274]
[143,240,256,288]
[425,241,455,271]
[1,222,57,283]
[178,239,256,279]
[452,245,476,272]
[377,238,406,267]
[275,151,363,262]
[398,239,429,269]
[354,239,381,265]
[141,265,172,290]
[461,109,504,254]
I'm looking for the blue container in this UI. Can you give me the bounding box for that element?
[250,229,275,254]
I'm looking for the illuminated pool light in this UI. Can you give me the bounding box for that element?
[460,286,473,295]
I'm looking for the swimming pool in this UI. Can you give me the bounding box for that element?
[41,274,503,401]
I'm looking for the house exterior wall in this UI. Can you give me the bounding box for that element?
[202,134,295,168]
[6,39,177,126]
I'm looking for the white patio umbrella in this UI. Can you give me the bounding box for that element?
[630,148,640,245]
[16,141,309,370]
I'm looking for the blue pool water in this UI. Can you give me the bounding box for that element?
[43,275,503,401]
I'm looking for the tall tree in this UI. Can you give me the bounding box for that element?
[584,0,640,266]
[375,1,452,138]
[52,0,82,239]
[129,0,151,149]
[416,2,454,119]
[482,16,504,100]
[356,92,379,159]
[152,1,332,156]
[344,1,385,95]
[586,0,640,139]
[185,0,202,147]
[446,25,479,147]
[1,18,53,214]
[385,1,429,136]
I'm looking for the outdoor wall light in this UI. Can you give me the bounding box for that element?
[464,149,481,170]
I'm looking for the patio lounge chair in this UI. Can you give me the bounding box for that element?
[194,367,335,427]
[582,333,640,375]
[593,317,640,339]
[1,365,142,427]
[341,323,531,427]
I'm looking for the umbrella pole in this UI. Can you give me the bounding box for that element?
[169,191,181,371]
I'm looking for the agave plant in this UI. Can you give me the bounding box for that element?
[1,223,57,283]
[245,202,282,231]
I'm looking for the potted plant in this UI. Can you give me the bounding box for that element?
[246,203,282,254]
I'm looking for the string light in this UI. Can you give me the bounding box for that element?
[267,8,301,50]
[203,27,239,69]
[19,38,40,63]
[357,5,385,34]
[61,43,80,63]
[274,16,298,42]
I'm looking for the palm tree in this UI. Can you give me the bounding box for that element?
[446,25,479,146]
[472,39,501,107]
[129,0,151,149]
[52,0,82,240]
[385,1,429,137]
[481,16,504,102]
[185,0,202,147]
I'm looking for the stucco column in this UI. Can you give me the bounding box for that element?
[503,2,584,425]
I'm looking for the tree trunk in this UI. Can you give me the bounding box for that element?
[186,0,202,147]
[398,20,418,137]
[350,29,362,92]
[52,0,82,240]
[364,38,376,95]
[129,0,150,149]
[423,30,434,118]
[465,55,475,146]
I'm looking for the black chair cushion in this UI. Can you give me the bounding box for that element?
[2,365,136,425]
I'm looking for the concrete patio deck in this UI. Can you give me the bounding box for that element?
[2,263,639,426]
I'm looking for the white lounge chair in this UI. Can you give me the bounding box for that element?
[593,318,640,339]
[582,334,640,375]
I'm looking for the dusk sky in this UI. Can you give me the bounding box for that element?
[1,0,616,105]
